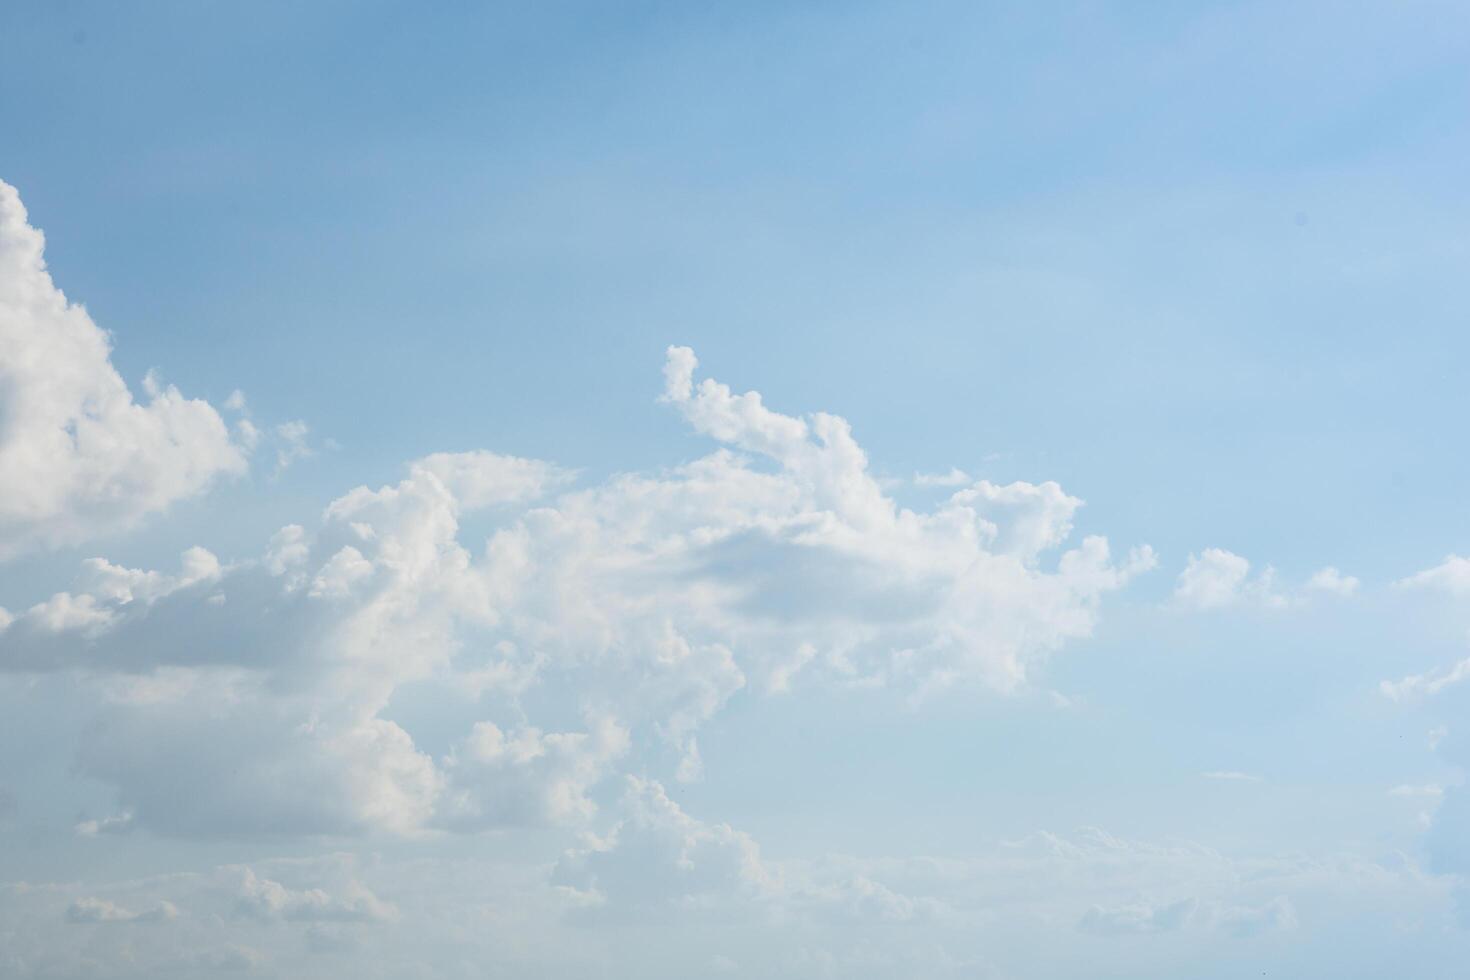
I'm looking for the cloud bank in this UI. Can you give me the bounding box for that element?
[1,344,1152,838]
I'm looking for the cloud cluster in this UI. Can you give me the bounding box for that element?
[1,347,1151,838]
[0,180,247,559]
[1173,549,1358,610]
[0,855,391,979]
[554,776,777,913]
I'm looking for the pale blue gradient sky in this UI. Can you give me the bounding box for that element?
[3,2,1470,977]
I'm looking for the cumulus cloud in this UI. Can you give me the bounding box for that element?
[231,865,394,923]
[1173,549,1286,610]
[553,777,938,922]
[1175,553,1363,611]
[657,346,1154,693]
[1306,566,1360,597]
[0,179,247,559]
[273,419,314,474]
[437,715,630,830]
[554,776,777,912]
[0,347,1151,837]
[1398,556,1470,596]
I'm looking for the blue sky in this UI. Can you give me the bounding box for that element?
[3,2,1470,977]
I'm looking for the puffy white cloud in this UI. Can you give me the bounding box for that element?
[553,777,938,922]
[1306,566,1360,596]
[273,419,314,474]
[437,715,630,830]
[652,346,1154,694]
[554,776,777,912]
[232,865,394,923]
[1171,548,1336,611]
[1,348,1151,837]
[1173,549,1276,610]
[415,449,573,509]
[77,685,444,837]
[947,479,1082,560]
[1398,556,1470,596]
[0,180,247,559]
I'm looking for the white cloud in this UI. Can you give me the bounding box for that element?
[0,348,1152,837]
[948,479,1083,561]
[1306,566,1360,597]
[0,180,248,559]
[414,449,574,509]
[1380,657,1470,703]
[74,809,135,837]
[554,776,778,913]
[1174,549,1251,609]
[553,777,938,922]
[273,419,314,474]
[1173,549,1286,610]
[1398,556,1470,596]
[437,715,630,830]
[1170,557,1358,615]
[231,865,394,923]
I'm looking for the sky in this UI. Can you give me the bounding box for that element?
[3,1,1470,976]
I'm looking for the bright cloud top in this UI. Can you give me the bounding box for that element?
[0,346,1152,838]
[0,180,247,559]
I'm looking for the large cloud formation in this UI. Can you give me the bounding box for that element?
[0,180,246,559]
[0,346,1152,837]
